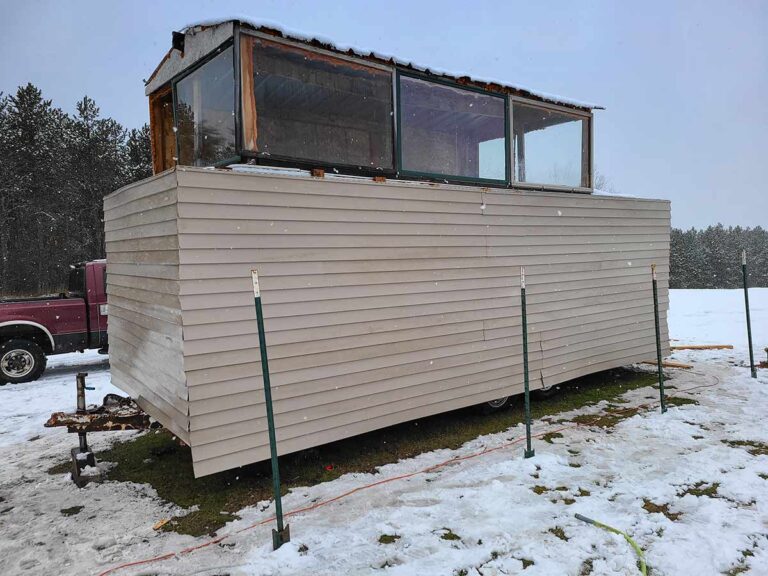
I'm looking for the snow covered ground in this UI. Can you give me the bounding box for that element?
[0,289,766,576]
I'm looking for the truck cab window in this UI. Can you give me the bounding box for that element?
[67,266,85,297]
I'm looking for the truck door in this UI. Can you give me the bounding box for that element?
[85,263,108,348]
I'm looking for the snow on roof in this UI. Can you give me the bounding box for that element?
[173,18,602,111]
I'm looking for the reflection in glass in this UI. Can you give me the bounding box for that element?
[246,38,394,169]
[175,46,236,166]
[399,76,507,181]
[513,103,586,187]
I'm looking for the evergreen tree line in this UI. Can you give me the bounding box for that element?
[0,83,152,295]
[670,225,767,289]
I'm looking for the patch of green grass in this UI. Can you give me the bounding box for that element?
[758,473,768,480]
[548,526,568,541]
[521,558,534,568]
[46,368,660,537]
[571,406,643,429]
[60,505,84,516]
[440,528,461,541]
[48,460,71,475]
[579,559,594,575]
[542,432,564,444]
[378,534,400,544]
[643,499,682,521]
[725,547,755,575]
[665,396,698,408]
[532,485,549,495]
[577,488,591,497]
[723,440,768,456]
[679,481,719,498]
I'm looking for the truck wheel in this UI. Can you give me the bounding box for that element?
[0,339,47,384]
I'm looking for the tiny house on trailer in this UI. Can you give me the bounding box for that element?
[105,20,671,477]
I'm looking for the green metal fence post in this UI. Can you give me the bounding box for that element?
[742,251,757,379]
[251,270,290,550]
[520,267,535,459]
[651,264,667,413]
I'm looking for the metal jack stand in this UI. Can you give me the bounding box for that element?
[71,372,101,487]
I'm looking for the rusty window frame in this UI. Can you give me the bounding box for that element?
[238,29,397,173]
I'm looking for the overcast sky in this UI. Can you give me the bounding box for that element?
[2,0,766,228]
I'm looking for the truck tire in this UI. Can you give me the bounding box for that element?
[0,339,47,384]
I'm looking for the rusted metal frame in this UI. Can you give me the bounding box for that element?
[46,411,151,433]
[239,28,393,72]
[509,94,592,118]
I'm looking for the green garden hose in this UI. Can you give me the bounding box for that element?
[575,513,647,575]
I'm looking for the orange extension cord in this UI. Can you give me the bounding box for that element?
[96,370,721,576]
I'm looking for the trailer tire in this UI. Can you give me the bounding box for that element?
[0,339,47,384]
[479,396,510,413]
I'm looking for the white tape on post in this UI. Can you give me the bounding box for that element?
[742,250,747,266]
[251,269,261,298]
[520,266,526,289]
[651,264,657,281]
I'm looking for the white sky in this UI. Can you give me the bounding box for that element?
[1,0,766,228]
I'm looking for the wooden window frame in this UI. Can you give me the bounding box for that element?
[238,30,397,175]
[148,84,175,174]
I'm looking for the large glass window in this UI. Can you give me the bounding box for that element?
[175,46,236,166]
[398,75,507,181]
[512,103,589,188]
[242,37,394,170]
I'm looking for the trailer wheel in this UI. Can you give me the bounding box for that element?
[480,396,509,413]
[0,339,47,384]
[536,384,559,398]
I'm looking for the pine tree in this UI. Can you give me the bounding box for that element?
[0,84,72,293]
[68,96,128,260]
[125,124,153,182]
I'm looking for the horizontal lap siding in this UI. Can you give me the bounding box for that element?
[174,168,670,477]
[103,172,190,443]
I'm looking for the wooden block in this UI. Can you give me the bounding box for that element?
[670,344,733,351]
[640,360,693,369]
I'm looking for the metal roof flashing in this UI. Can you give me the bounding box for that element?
[145,19,602,111]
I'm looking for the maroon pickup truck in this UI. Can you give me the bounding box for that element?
[0,260,108,384]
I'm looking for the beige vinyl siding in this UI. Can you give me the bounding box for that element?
[161,167,671,477]
[103,171,190,443]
